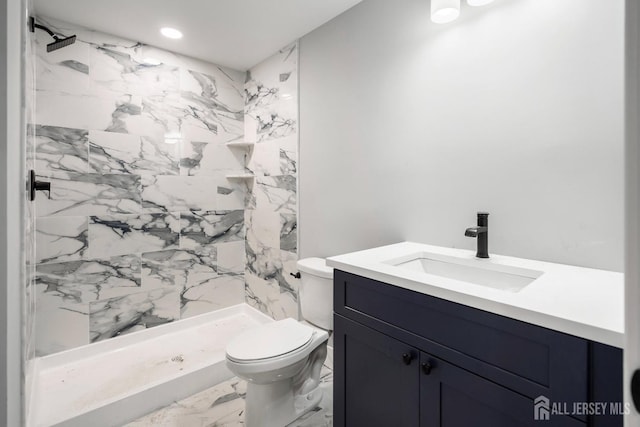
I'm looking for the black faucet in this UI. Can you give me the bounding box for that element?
[465,212,489,258]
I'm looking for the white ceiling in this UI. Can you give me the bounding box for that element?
[33,0,362,70]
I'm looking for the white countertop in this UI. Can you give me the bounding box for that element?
[327,242,624,348]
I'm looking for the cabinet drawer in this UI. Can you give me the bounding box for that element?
[334,269,589,413]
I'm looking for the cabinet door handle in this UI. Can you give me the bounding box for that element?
[402,353,414,365]
[421,362,433,375]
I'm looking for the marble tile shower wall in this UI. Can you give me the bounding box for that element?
[32,18,247,356]
[244,44,300,320]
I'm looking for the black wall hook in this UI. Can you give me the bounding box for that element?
[29,170,51,201]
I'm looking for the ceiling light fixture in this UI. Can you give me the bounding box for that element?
[142,57,162,65]
[431,0,461,24]
[160,27,183,39]
[467,0,495,6]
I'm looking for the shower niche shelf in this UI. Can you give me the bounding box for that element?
[225,172,255,180]
[225,141,255,149]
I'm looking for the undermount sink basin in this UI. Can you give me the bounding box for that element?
[384,252,543,292]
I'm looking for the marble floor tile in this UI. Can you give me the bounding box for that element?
[125,365,333,427]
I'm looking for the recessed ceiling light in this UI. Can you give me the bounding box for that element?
[467,0,494,6]
[142,57,162,65]
[160,27,183,39]
[431,0,461,24]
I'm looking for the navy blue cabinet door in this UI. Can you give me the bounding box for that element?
[419,352,584,427]
[334,314,420,427]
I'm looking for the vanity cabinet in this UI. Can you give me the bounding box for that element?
[333,270,623,427]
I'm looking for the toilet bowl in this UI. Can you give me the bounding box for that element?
[225,257,333,427]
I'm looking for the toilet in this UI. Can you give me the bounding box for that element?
[225,257,334,427]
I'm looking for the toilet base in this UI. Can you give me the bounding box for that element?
[243,344,327,427]
[244,381,323,427]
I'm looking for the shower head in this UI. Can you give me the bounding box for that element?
[47,35,77,52]
[29,17,77,52]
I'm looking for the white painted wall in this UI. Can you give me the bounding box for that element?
[625,0,640,423]
[299,0,624,272]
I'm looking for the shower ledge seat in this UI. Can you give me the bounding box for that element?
[28,304,273,427]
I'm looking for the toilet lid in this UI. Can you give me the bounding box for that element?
[226,318,315,361]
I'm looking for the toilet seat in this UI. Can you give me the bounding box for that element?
[226,318,315,362]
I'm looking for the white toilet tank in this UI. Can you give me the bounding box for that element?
[297,258,334,331]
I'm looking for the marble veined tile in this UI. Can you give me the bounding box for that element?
[246,236,278,282]
[88,213,180,259]
[141,175,219,213]
[245,271,288,321]
[245,209,280,250]
[217,180,247,211]
[246,237,299,320]
[181,273,244,319]
[179,123,219,145]
[280,148,297,175]
[246,78,296,120]
[35,254,141,305]
[33,125,89,175]
[36,172,141,217]
[244,113,258,144]
[180,67,244,112]
[90,45,180,96]
[141,247,243,318]
[217,241,246,275]
[245,134,297,176]
[245,43,297,144]
[252,174,297,215]
[181,69,244,144]
[280,134,298,175]
[280,213,297,253]
[35,28,90,95]
[141,247,216,290]
[36,90,142,132]
[278,249,299,304]
[35,303,89,357]
[246,43,298,109]
[36,216,88,264]
[180,210,244,250]
[126,368,332,426]
[115,94,183,141]
[89,130,179,175]
[125,377,247,426]
[250,102,297,143]
[89,287,180,342]
[180,140,245,176]
[247,139,280,176]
